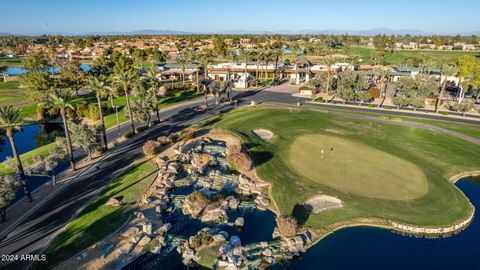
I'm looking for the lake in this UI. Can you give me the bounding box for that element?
[6,64,91,76]
[0,123,64,162]
[279,177,480,270]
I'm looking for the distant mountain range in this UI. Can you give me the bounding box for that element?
[2,28,480,36]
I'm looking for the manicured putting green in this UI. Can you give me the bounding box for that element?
[289,134,428,200]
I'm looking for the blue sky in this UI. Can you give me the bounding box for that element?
[1,0,479,34]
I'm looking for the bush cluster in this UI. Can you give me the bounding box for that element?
[143,140,161,156]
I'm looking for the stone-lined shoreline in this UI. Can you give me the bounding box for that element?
[304,171,480,251]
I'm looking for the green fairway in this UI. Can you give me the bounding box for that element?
[210,106,480,230]
[0,57,23,67]
[341,46,480,67]
[37,160,157,269]
[0,80,27,105]
[289,134,428,200]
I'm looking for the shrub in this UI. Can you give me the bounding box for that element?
[143,140,161,156]
[150,120,160,126]
[88,105,100,121]
[36,107,47,119]
[143,239,159,252]
[66,107,77,120]
[383,106,392,110]
[367,104,375,108]
[391,117,402,122]
[378,115,389,120]
[136,125,149,133]
[76,103,88,118]
[367,87,381,99]
[275,215,298,238]
[190,231,214,248]
[167,133,179,144]
[123,131,135,139]
[47,107,60,119]
[180,128,195,140]
[440,111,449,116]
[157,136,168,145]
[226,144,253,172]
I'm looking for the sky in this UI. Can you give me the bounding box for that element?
[1,0,479,34]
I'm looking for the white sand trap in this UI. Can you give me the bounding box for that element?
[304,195,343,213]
[252,129,273,139]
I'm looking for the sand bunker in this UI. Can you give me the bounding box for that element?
[304,195,343,213]
[252,129,273,139]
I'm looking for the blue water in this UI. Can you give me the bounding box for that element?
[0,124,64,162]
[6,64,90,76]
[282,177,480,270]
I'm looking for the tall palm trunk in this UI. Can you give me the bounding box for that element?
[182,67,186,86]
[435,81,447,113]
[96,93,108,150]
[204,87,208,108]
[273,56,279,84]
[255,61,260,86]
[7,130,32,202]
[125,89,135,135]
[244,57,248,88]
[60,109,76,171]
[196,70,200,93]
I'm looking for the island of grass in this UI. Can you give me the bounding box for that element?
[207,106,480,235]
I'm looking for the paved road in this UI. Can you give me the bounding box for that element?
[0,85,478,270]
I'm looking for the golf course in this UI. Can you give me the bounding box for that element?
[207,105,480,232]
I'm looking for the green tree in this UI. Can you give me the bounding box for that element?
[0,175,19,222]
[60,61,86,96]
[70,123,101,160]
[392,75,435,109]
[176,52,189,86]
[143,65,161,121]
[436,65,458,113]
[20,72,53,105]
[456,55,478,104]
[0,106,32,202]
[0,66,7,83]
[23,50,49,72]
[213,36,228,57]
[377,68,391,108]
[48,88,76,170]
[113,70,137,135]
[86,75,110,150]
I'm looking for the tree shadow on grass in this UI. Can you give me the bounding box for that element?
[249,150,273,167]
[290,203,311,226]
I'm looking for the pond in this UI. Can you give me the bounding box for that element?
[6,64,90,76]
[0,123,64,162]
[276,177,480,270]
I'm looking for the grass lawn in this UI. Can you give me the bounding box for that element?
[209,106,480,230]
[0,57,23,67]
[0,80,28,106]
[36,160,157,270]
[339,46,480,67]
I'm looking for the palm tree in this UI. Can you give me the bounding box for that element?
[271,49,283,84]
[113,70,137,135]
[436,65,458,113]
[87,75,110,150]
[176,52,189,86]
[143,65,161,121]
[263,50,273,82]
[0,106,33,202]
[240,49,253,88]
[377,68,391,108]
[49,88,76,171]
[324,53,336,98]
